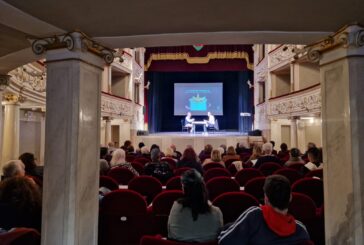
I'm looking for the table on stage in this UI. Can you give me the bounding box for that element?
[191,121,207,133]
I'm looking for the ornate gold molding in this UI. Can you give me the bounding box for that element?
[30,31,117,64]
[3,93,26,104]
[294,24,364,63]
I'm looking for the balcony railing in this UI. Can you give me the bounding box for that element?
[268,44,296,71]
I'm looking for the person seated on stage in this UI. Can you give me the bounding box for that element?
[168,169,223,243]
[218,175,309,245]
[177,148,203,175]
[222,146,240,163]
[203,149,225,167]
[185,112,195,133]
[144,148,174,183]
[253,143,283,169]
[203,111,215,133]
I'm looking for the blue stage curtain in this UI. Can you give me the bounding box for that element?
[147,71,253,133]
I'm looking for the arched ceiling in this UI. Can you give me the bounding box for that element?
[0,0,363,72]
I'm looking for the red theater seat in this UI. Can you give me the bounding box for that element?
[244,176,266,204]
[99,190,147,245]
[162,158,177,169]
[235,168,264,187]
[131,161,145,175]
[202,163,225,171]
[140,235,218,245]
[149,190,183,236]
[134,157,151,165]
[174,167,192,176]
[212,192,259,224]
[99,176,119,191]
[0,228,40,245]
[107,167,135,185]
[287,163,305,171]
[258,162,283,176]
[203,168,231,182]
[128,176,163,204]
[274,168,303,184]
[206,177,240,201]
[305,169,323,179]
[292,177,324,207]
[165,176,182,190]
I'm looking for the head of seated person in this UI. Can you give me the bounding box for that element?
[150,148,161,163]
[307,147,321,166]
[264,175,291,213]
[18,152,38,176]
[2,160,25,179]
[262,143,273,156]
[110,149,126,167]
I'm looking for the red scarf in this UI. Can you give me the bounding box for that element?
[261,205,296,237]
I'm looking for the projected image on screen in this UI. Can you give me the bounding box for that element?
[174,83,223,115]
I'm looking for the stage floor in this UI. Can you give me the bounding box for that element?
[135,131,263,153]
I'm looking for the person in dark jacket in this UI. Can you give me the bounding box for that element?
[177,148,203,174]
[253,143,283,168]
[218,175,310,245]
[144,148,173,183]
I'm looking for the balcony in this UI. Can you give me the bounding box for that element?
[268,84,321,118]
[101,92,133,117]
[268,44,296,71]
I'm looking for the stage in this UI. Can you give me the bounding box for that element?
[135,131,263,153]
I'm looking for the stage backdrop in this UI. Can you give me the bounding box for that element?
[147,71,253,133]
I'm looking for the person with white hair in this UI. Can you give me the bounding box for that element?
[162,147,178,163]
[253,142,283,168]
[2,160,25,179]
[110,149,139,176]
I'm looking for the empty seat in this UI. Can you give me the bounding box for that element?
[212,191,259,224]
[244,176,266,204]
[99,189,147,245]
[305,169,323,179]
[150,190,184,236]
[165,176,182,190]
[131,161,145,175]
[292,177,324,207]
[287,163,305,171]
[274,168,303,184]
[203,168,231,182]
[174,167,192,176]
[99,176,119,191]
[206,177,240,201]
[235,168,264,187]
[140,235,218,245]
[107,167,135,185]
[258,162,283,176]
[128,176,163,204]
[0,227,41,245]
[227,164,238,175]
[202,163,225,172]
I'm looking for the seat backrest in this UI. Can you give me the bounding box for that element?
[0,228,41,245]
[273,168,303,184]
[99,176,119,191]
[204,168,231,182]
[206,177,240,201]
[174,167,192,176]
[292,177,324,207]
[227,164,238,175]
[244,176,266,204]
[99,189,147,245]
[128,176,162,204]
[166,176,182,190]
[289,192,317,222]
[235,168,264,186]
[163,158,177,169]
[107,167,135,185]
[134,157,151,165]
[287,163,305,171]
[140,235,218,245]
[131,161,144,175]
[202,163,224,171]
[258,162,283,176]
[212,191,259,224]
[305,169,323,179]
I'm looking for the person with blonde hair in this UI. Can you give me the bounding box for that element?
[162,147,178,163]
[203,149,225,167]
[222,146,240,162]
[110,149,139,176]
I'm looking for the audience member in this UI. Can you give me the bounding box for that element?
[177,148,203,174]
[203,149,225,167]
[121,140,132,151]
[302,142,317,160]
[199,144,213,162]
[2,160,25,179]
[161,147,178,162]
[219,144,227,157]
[136,142,145,155]
[141,146,151,159]
[270,141,278,155]
[107,142,116,154]
[144,148,173,183]
[110,149,139,176]
[246,144,262,163]
[277,143,290,160]
[302,147,323,174]
[19,152,43,179]
[222,146,240,162]
[99,159,110,176]
[253,143,282,168]
[218,175,309,244]
[170,144,182,160]
[0,176,42,231]
[285,148,305,166]
[168,169,223,242]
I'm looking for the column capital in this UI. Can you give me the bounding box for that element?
[2,93,25,105]
[29,31,119,66]
[294,24,364,64]
[0,74,11,91]
[102,116,113,121]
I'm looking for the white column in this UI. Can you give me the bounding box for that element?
[0,75,11,168]
[290,117,298,148]
[31,32,112,245]
[1,94,20,166]
[39,112,45,165]
[104,116,112,145]
[308,25,364,244]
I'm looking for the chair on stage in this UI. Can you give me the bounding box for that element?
[207,119,219,133]
[181,119,189,132]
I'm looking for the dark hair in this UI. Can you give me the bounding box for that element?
[308,147,321,165]
[280,143,288,152]
[123,140,132,148]
[138,142,145,149]
[100,147,108,158]
[181,148,198,163]
[0,176,42,214]
[178,169,210,220]
[19,152,36,174]
[290,148,301,158]
[270,141,275,147]
[150,144,160,152]
[263,175,291,210]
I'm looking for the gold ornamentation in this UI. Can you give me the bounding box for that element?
[3,93,26,103]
